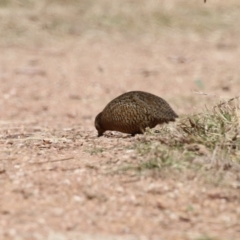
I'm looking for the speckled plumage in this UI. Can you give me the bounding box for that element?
[95,91,178,137]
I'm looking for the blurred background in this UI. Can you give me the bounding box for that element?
[0,0,240,128]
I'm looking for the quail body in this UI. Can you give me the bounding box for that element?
[95,91,178,137]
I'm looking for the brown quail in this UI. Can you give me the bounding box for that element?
[95,91,178,137]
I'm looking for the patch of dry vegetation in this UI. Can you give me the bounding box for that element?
[1,0,240,45]
[122,97,240,176]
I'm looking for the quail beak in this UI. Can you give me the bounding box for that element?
[97,132,103,137]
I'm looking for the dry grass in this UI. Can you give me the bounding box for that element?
[120,97,240,177]
[1,0,240,45]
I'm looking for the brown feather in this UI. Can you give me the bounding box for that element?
[95,91,178,137]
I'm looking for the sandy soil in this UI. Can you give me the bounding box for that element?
[0,2,240,239]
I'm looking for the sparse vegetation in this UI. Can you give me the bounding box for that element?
[121,97,240,173]
[1,0,240,45]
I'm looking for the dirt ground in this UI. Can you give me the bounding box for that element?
[0,1,240,240]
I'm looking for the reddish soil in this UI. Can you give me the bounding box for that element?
[0,35,240,240]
